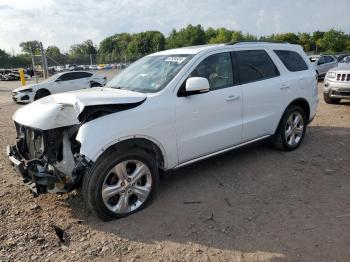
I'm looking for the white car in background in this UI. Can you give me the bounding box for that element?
[55,66,65,72]
[89,65,99,70]
[309,55,338,78]
[11,71,107,103]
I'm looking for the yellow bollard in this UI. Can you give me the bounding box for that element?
[19,68,26,86]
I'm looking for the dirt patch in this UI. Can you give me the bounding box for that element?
[0,81,349,262]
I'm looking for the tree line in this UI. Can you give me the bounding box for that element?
[1,24,350,68]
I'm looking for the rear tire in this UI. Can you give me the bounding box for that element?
[83,147,159,221]
[34,89,50,100]
[273,105,307,151]
[323,93,340,104]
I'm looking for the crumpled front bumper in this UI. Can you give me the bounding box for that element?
[6,144,58,194]
[6,145,26,177]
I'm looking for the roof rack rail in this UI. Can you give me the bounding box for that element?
[225,40,290,45]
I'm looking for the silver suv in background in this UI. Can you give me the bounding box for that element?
[309,55,338,78]
[323,58,350,104]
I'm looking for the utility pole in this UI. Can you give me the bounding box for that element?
[39,42,48,79]
[30,49,38,83]
[89,54,93,65]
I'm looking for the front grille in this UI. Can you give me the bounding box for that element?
[336,73,350,81]
[15,122,45,159]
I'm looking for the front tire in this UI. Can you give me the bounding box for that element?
[323,93,340,104]
[83,148,159,221]
[273,105,307,151]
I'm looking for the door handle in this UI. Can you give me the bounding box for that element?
[226,95,240,101]
[280,84,290,90]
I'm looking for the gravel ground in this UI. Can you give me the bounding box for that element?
[0,73,349,262]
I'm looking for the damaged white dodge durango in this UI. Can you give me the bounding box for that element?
[7,42,318,220]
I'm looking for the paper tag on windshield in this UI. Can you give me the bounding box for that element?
[165,57,186,64]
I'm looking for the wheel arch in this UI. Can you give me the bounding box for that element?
[275,98,310,134]
[92,136,167,171]
[34,88,51,100]
[36,88,51,95]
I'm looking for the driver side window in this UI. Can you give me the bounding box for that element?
[189,52,234,91]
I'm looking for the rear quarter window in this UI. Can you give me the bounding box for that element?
[274,50,308,72]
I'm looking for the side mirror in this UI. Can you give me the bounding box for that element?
[185,77,210,93]
[317,60,324,65]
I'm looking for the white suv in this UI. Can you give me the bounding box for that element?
[7,42,318,220]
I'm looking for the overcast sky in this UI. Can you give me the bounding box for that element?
[0,0,349,54]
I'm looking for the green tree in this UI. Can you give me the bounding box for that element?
[70,40,97,55]
[127,31,165,60]
[205,27,218,42]
[0,48,9,57]
[98,33,132,61]
[273,33,299,44]
[298,33,312,52]
[231,31,244,42]
[166,24,206,48]
[46,46,61,57]
[45,46,67,65]
[318,29,347,53]
[312,31,325,52]
[208,28,232,44]
[19,40,41,54]
[243,33,257,41]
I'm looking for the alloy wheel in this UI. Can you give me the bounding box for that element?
[285,112,304,146]
[101,160,152,214]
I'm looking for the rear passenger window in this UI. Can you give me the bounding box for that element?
[78,72,93,78]
[274,50,308,72]
[234,50,279,84]
[70,72,92,80]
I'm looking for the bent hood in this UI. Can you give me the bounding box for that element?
[13,87,147,130]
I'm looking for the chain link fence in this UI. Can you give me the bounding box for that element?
[1,53,143,70]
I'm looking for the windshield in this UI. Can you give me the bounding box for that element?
[106,54,193,93]
[42,74,59,83]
